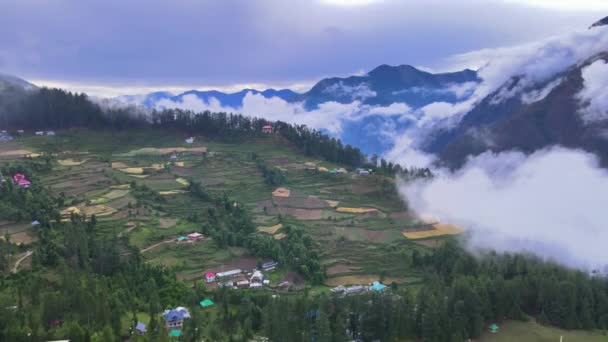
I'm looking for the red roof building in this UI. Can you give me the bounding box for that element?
[262,125,273,133]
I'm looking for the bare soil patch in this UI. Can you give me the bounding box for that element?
[204,255,259,274]
[279,208,323,220]
[159,218,178,228]
[172,166,196,176]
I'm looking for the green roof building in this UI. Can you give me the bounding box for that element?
[200,299,215,308]
[489,323,499,333]
[169,329,182,337]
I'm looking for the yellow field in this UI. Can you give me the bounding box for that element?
[402,223,464,239]
[159,190,188,196]
[111,161,129,169]
[336,207,378,214]
[272,187,290,197]
[120,167,144,174]
[273,233,287,240]
[148,163,165,170]
[61,206,82,216]
[110,184,130,190]
[325,200,340,208]
[175,178,190,186]
[257,223,283,234]
[129,174,150,179]
[81,205,116,217]
[58,158,88,166]
[92,189,130,204]
[325,275,408,287]
[174,161,185,167]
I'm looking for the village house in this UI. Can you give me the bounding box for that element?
[370,281,387,292]
[250,270,264,283]
[249,282,263,290]
[13,173,31,188]
[176,235,190,243]
[336,168,348,174]
[356,168,372,176]
[262,125,273,133]
[35,131,44,136]
[331,285,346,293]
[236,280,250,288]
[216,269,242,280]
[187,232,203,240]
[262,260,278,271]
[185,137,194,144]
[46,131,56,136]
[344,285,367,295]
[200,299,214,308]
[162,306,190,330]
[135,322,146,335]
[205,272,216,283]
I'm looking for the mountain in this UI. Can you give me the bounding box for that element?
[590,16,608,29]
[297,64,479,109]
[0,72,37,92]
[426,52,608,168]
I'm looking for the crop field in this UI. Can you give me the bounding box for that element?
[402,223,464,239]
[478,320,608,342]
[1,130,445,287]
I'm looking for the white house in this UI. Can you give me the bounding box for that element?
[185,137,194,144]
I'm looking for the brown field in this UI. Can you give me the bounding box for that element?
[172,166,195,176]
[272,187,290,198]
[279,208,323,220]
[327,264,362,275]
[325,275,409,287]
[204,255,259,274]
[8,231,38,245]
[403,223,464,239]
[126,147,208,155]
[257,223,283,235]
[159,218,178,228]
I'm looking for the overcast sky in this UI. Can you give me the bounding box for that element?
[1,0,605,96]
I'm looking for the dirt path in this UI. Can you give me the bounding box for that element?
[12,250,33,273]
[140,239,174,253]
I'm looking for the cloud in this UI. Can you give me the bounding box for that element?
[323,82,376,100]
[502,0,608,11]
[400,147,608,270]
[520,77,563,104]
[577,59,608,123]
[151,91,413,135]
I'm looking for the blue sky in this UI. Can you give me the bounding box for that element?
[0,0,604,96]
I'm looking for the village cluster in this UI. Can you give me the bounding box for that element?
[204,260,280,290]
[330,281,388,295]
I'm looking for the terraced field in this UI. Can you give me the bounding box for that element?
[1,130,463,287]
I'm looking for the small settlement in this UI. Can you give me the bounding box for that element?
[331,281,388,296]
[204,260,278,291]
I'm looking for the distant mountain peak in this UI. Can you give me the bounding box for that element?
[590,16,608,29]
[0,72,37,90]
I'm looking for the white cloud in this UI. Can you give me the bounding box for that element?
[503,0,608,11]
[323,81,376,100]
[151,91,413,135]
[400,147,608,270]
[577,59,608,123]
[520,77,563,104]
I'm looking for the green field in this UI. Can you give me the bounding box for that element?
[479,320,608,342]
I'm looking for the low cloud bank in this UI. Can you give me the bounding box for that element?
[577,59,608,123]
[400,147,608,271]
